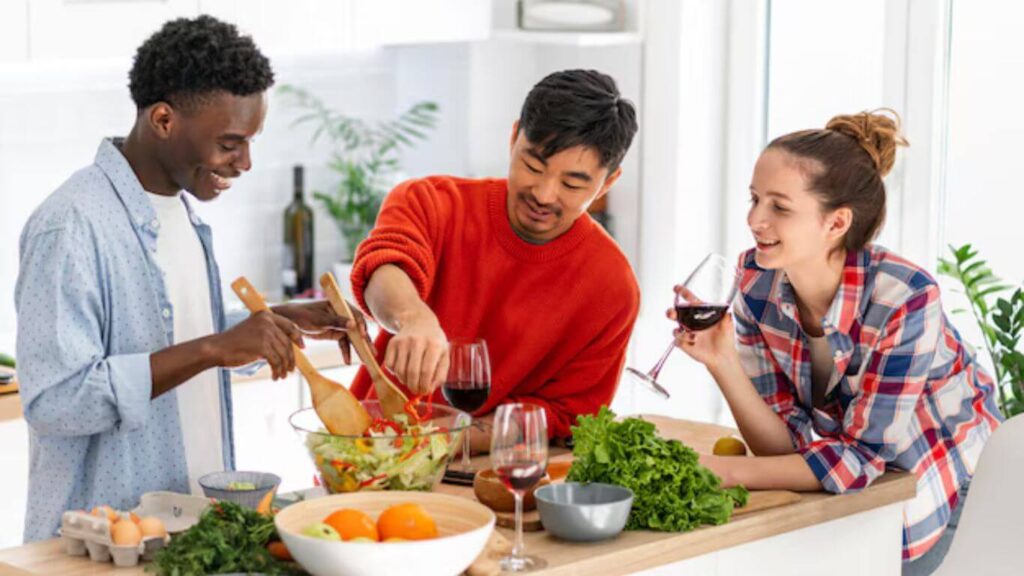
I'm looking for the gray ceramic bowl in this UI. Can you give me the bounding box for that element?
[534,482,633,542]
[198,471,281,510]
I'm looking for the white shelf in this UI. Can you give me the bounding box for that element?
[490,29,642,47]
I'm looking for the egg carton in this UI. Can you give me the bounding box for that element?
[132,490,212,533]
[59,511,169,568]
[58,492,210,568]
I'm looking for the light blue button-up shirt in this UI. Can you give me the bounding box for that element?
[16,139,238,542]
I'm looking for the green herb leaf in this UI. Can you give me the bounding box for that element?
[566,407,748,532]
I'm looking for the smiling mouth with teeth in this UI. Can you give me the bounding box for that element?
[756,239,780,248]
[210,173,233,190]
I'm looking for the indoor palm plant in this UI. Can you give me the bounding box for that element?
[279,85,439,263]
[938,244,1024,417]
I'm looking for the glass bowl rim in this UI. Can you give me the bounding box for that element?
[288,401,471,439]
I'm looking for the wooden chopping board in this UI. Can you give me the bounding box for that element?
[491,415,801,530]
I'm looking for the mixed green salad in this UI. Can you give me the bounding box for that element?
[307,414,456,492]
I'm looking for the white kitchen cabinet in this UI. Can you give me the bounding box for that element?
[0,0,29,62]
[21,0,492,62]
[199,0,361,57]
[27,0,200,61]
[353,0,492,47]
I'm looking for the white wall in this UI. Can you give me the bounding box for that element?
[0,45,472,351]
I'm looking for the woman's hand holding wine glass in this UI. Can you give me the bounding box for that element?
[668,284,740,371]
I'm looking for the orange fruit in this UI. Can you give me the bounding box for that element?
[377,503,438,541]
[323,508,379,542]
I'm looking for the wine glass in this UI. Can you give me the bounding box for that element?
[491,403,548,572]
[625,253,739,398]
[442,338,491,474]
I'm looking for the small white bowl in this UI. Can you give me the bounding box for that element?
[275,491,495,576]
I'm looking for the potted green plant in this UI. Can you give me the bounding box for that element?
[938,244,1024,417]
[279,85,440,281]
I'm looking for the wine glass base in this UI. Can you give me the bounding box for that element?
[625,367,671,399]
[500,554,547,572]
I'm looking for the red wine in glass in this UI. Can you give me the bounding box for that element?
[495,461,546,492]
[442,382,491,413]
[491,403,548,572]
[675,304,729,331]
[625,253,739,399]
[445,339,491,475]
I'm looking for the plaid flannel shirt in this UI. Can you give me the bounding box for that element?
[734,245,1002,561]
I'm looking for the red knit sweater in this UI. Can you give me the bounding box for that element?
[349,176,640,438]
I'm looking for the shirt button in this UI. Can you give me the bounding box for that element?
[162,308,171,319]
[150,219,160,229]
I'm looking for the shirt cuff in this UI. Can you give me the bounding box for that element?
[800,438,884,493]
[107,352,152,432]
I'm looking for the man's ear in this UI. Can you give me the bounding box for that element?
[147,102,175,140]
[594,166,623,202]
[509,119,520,153]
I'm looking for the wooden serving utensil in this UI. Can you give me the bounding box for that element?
[319,272,409,420]
[230,277,371,436]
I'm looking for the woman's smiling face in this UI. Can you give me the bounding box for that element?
[747,148,849,270]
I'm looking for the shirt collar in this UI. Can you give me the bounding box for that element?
[95,137,205,230]
[94,137,159,234]
[769,248,868,335]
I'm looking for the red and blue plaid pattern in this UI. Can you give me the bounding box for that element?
[733,245,1002,561]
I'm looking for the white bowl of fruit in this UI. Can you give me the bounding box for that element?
[274,491,494,576]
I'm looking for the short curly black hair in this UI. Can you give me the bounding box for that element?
[129,15,274,111]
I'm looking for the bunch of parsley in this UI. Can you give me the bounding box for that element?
[148,501,303,576]
[566,407,749,531]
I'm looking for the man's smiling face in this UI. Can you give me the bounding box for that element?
[160,91,267,201]
[505,123,621,244]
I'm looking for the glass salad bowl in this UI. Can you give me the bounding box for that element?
[290,401,470,493]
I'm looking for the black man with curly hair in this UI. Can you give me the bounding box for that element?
[16,15,364,541]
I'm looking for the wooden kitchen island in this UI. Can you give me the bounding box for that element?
[0,417,917,576]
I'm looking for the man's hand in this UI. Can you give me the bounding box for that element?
[272,301,369,365]
[209,311,304,380]
[385,310,449,396]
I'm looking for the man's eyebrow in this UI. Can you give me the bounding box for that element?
[563,171,592,182]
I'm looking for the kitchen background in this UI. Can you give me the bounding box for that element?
[0,0,1020,547]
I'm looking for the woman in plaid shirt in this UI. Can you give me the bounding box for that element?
[673,110,1002,574]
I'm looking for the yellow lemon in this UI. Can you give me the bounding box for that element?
[712,436,748,456]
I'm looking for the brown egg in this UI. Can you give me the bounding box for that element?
[138,517,167,539]
[473,469,550,513]
[111,519,142,546]
[91,505,118,524]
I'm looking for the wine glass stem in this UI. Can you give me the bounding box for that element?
[648,341,676,380]
[461,416,473,469]
[512,490,525,561]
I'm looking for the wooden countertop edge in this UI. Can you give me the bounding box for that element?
[528,472,916,575]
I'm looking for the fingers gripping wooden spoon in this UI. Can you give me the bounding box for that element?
[230,277,371,436]
[319,272,410,421]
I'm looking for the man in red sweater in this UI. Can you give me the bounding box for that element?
[350,69,639,446]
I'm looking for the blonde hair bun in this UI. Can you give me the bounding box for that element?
[825,108,908,177]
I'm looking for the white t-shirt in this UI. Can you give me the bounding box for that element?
[808,334,837,410]
[148,191,225,495]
